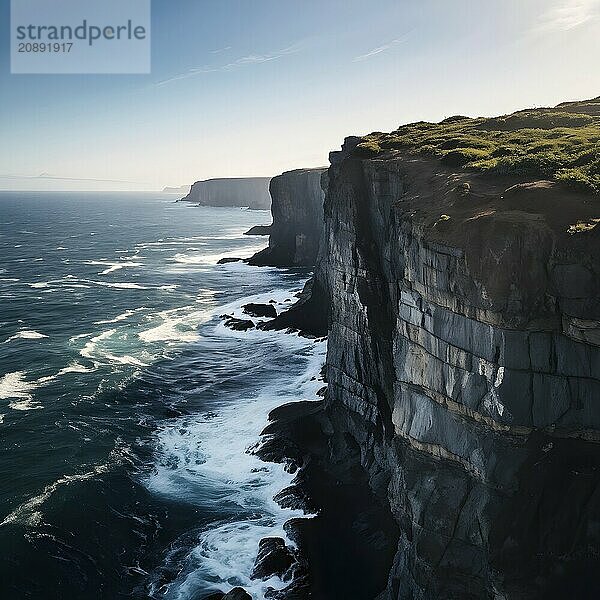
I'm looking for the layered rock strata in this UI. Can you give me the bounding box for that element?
[303,137,600,598]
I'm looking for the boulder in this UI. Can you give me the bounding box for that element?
[223,317,255,331]
[251,537,296,581]
[243,303,277,318]
[222,588,252,600]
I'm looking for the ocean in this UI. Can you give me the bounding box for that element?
[0,192,325,599]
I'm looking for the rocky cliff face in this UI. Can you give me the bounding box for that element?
[290,136,600,598]
[249,168,327,267]
[181,177,271,209]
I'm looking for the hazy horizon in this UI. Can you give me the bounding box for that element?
[1,0,599,192]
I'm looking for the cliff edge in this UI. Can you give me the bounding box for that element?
[267,99,600,599]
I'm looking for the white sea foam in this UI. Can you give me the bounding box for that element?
[89,281,150,290]
[103,353,149,367]
[85,260,143,275]
[80,329,117,360]
[145,293,326,599]
[8,398,44,411]
[0,361,95,409]
[36,362,96,385]
[172,243,265,267]
[94,308,145,325]
[79,329,151,367]
[138,304,210,344]
[172,252,222,266]
[0,371,42,410]
[3,330,49,343]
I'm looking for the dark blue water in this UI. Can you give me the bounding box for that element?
[0,192,325,599]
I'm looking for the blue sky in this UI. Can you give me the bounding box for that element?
[1,0,599,191]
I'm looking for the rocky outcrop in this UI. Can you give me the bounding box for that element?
[251,537,296,581]
[249,168,327,267]
[244,225,272,236]
[274,134,600,598]
[203,588,252,600]
[180,177,272,209]
[243,303,277,318]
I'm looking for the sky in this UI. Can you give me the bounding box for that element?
[0,0,599,191]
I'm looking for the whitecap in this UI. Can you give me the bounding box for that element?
[94,308,145,325]
[138,305,210,343]
[85,260,143,275]
[4,330,49,343]
[87,280,150,290]
[80,329,118,360]
[103,353,149,367]
[0,462,110,528]
[79,329,151,367]
[36,362,96,385]
[0,371,42,410]
[8,398,43,411]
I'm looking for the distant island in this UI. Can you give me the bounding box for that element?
[179,177,272,209]
[162,185,191,194]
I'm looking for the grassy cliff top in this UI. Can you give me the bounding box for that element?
[354,98,600,195]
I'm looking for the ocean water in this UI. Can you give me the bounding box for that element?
[0,192,325,599]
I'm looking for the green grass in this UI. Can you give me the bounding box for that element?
[353,99,600,195]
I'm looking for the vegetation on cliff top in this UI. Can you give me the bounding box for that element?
[355,98,600,194]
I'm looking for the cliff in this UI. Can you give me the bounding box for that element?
[248,168,327,267]
[180,177,272,209]
[266,101,600,598]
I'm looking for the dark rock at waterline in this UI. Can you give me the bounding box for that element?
[273,484,315,513]
[255,399,400,600]
[244,225,272,236]
[222,317,255,331]
[242,303,277,318]
[260,277,328,337]
[217,257,243,264]
[251,537,296,582]
[222,588,252,600]
[201,588,252,600]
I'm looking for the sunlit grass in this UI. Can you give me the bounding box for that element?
[353,99,600,195]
